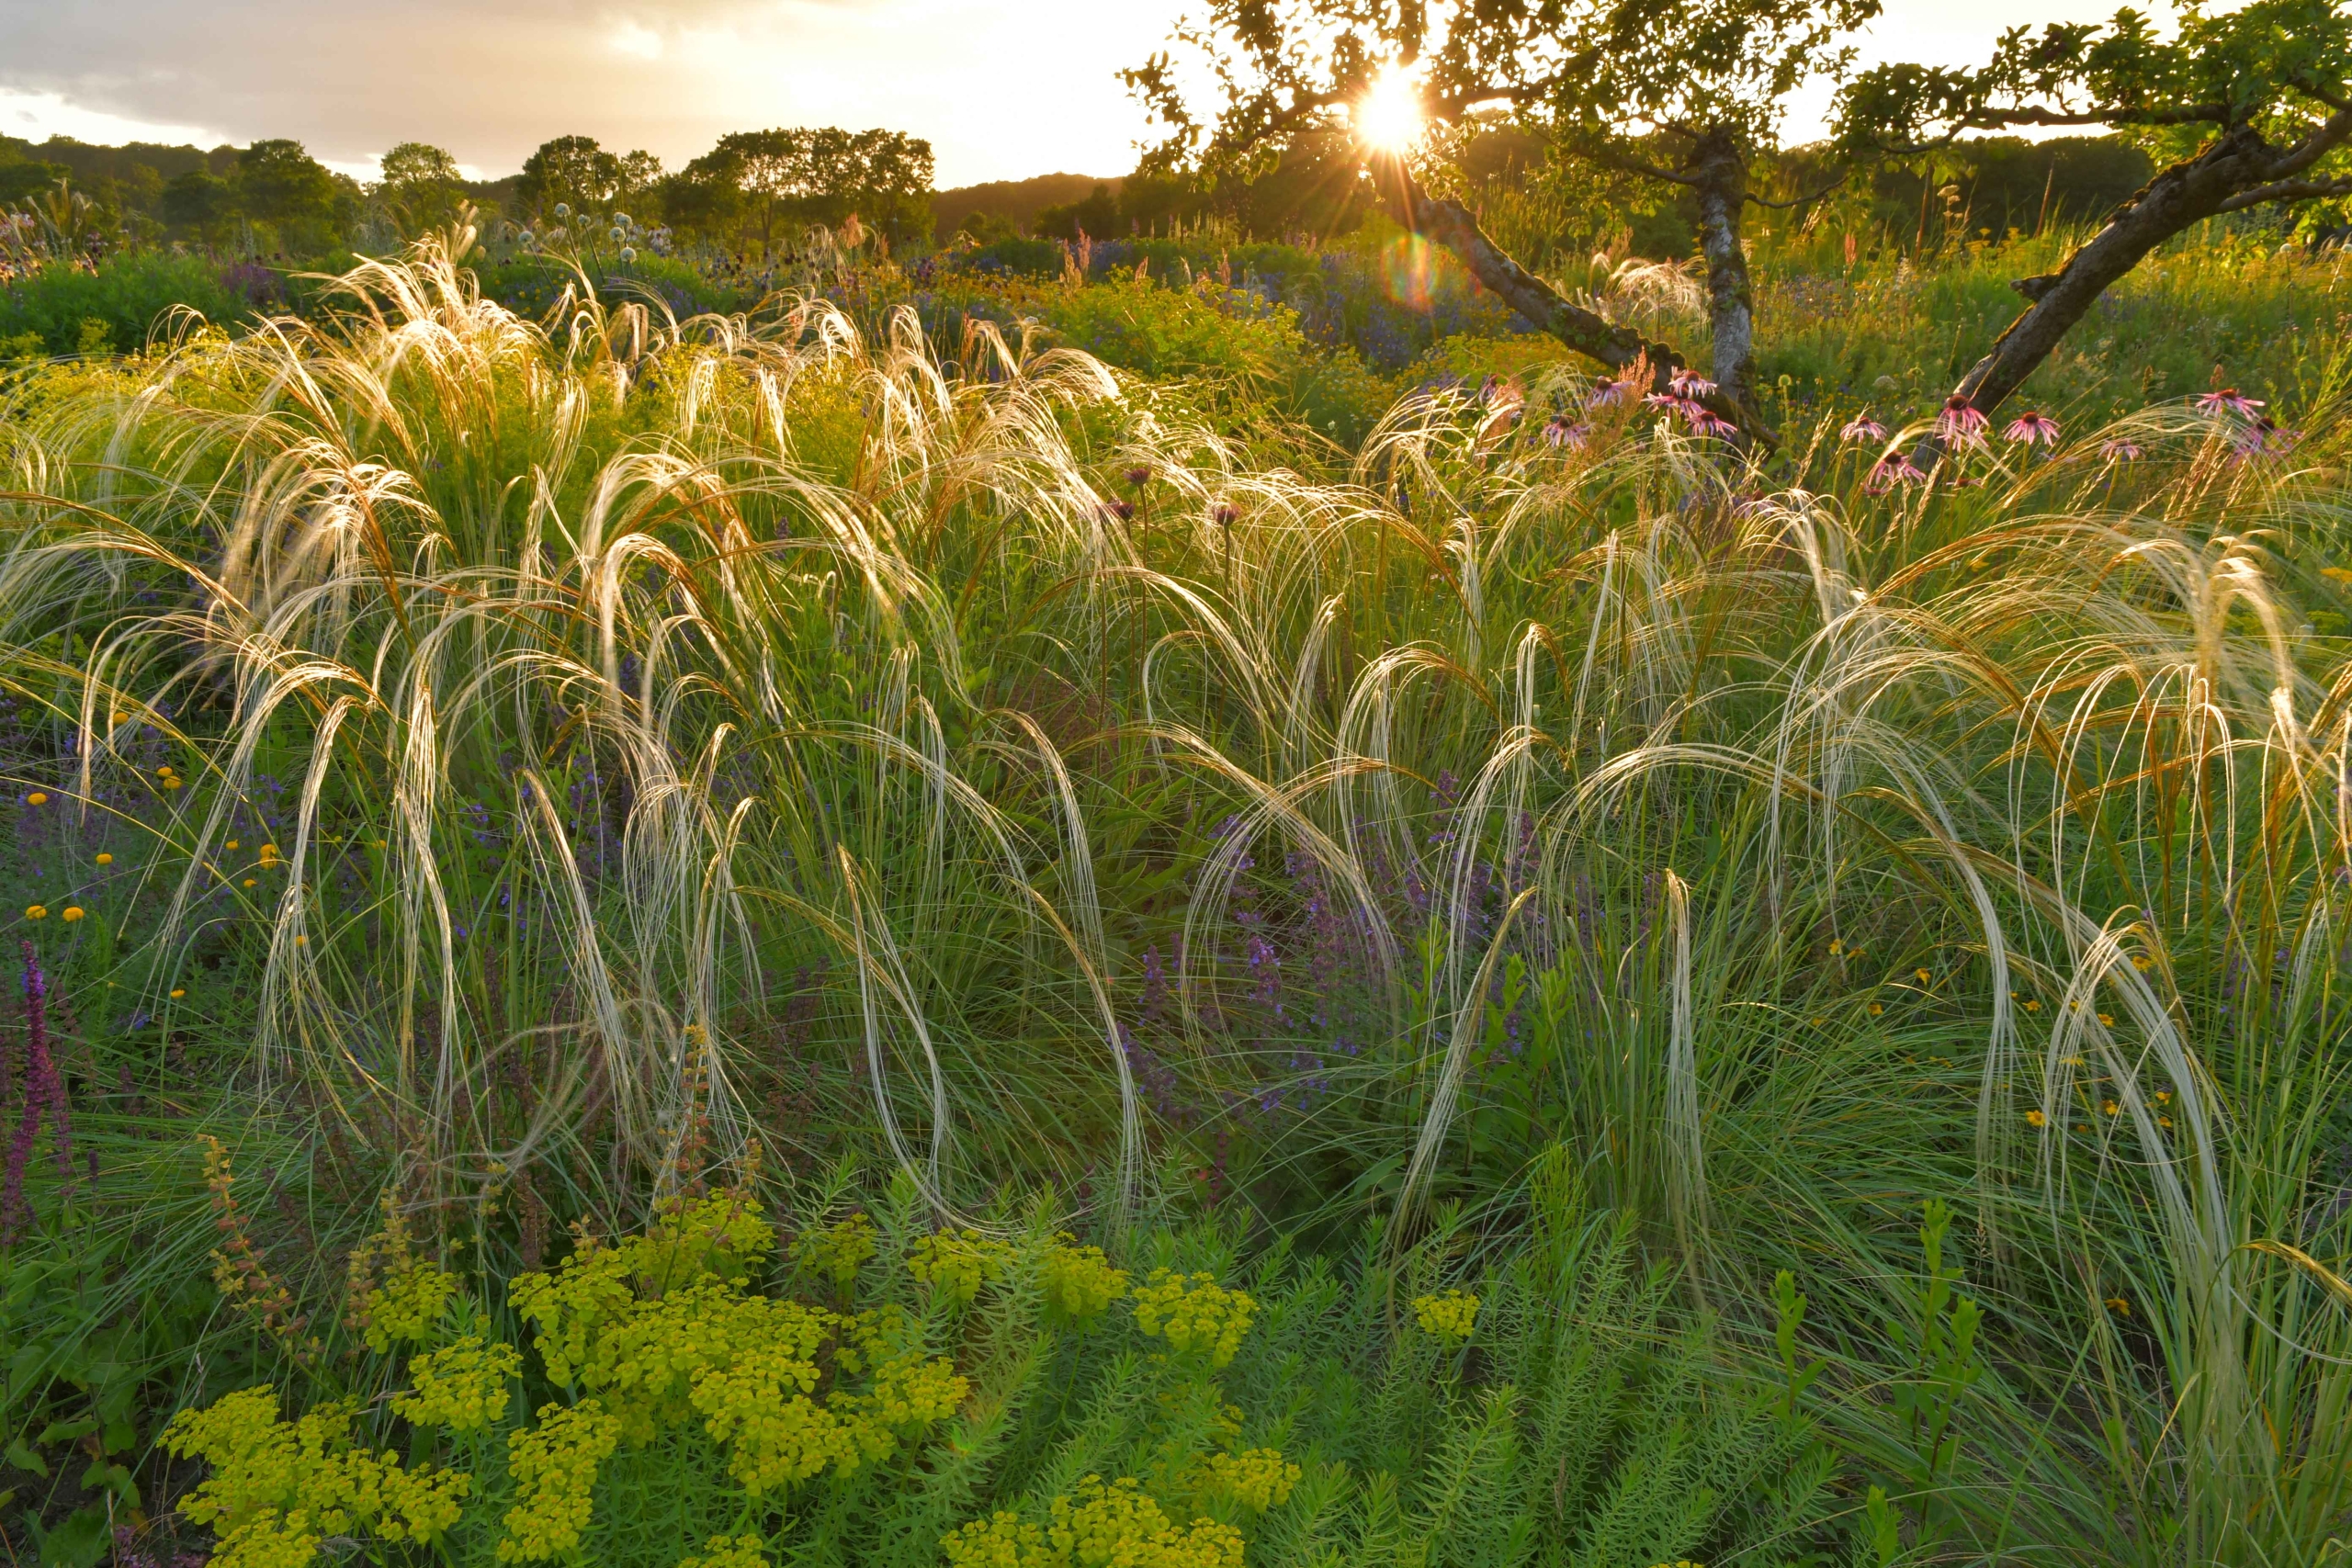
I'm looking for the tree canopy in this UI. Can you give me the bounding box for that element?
[675,127,935,251]
[1836,0,2352,441]
[1126,0,1882,429]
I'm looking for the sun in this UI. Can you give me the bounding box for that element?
[1354,71,1425,152]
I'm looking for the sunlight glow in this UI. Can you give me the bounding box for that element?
[1353,71,1424,152]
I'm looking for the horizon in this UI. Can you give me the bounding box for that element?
[0,0,2143,189]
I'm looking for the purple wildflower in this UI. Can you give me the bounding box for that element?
[1101,500,1136,524]
[1543,415,1591,450]
[2196,388,2264,418]
[1840,412,1889,443]
[2005,410,2061,446]
[1867,454,1927,494]
[2,942,68,1244]
[1669,367,1717,398]
[1586,378,1633,408]
[1937,394,1988,446]
[2098,438,2144,461]
[1123,465,1152,489]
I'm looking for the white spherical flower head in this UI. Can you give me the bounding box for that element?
[613,213,631,230]
[619,246,637,263]
[554,202,571,219]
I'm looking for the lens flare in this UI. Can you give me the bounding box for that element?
[1355,72,1424,152]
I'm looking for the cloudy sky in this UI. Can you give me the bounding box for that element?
[0,0,2132,188]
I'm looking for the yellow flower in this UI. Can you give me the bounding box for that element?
[171,987,187,998]
[2131,954,2154,972]
[1199,1448,1301,1512]
[2105,1296,2131,1316]
[259,843,280,865]
[25,792,45,806]
[1131,1269,1256,1368]
[1042,1239,1129,1322]
[908,1230,1014,1306]
[294,934,308,945]
[678,1536,769,1568]
[95,852,112,865]
[157,765,174,777]
[1868,1002,1883,1016]
[2024,998,2041,1013]
[2159,1115,2174,1130]
[499,1401,621,1563]
[363,1259,464,1353]
[24,905,44,919]
[2026,1110,2048,1128]
[2097,1012,2114,1028]
[1914,967,1930,985]
[227,839,241,850]
[393,1336,521,1433]
[2154,1089,2171,1105]
[61,906,84,922]
[942,1511,1043,1568]
[792,1213,876,1292]
[2103,1100,2120,1116]
[244,878,258,887]
[1828,939,1843,955]
[1410,1289,1480,1346]
[164,775,183,790]
[161,1385,471,1566]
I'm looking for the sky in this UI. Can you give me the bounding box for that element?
[0,0,2136,188]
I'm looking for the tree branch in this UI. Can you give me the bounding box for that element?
[1371,156,1770,448]
[1746,172,1848,209]
[2215,173,2352,212]
[2265,103,2352,181]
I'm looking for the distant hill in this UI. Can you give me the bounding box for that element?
[933,173,1121,238]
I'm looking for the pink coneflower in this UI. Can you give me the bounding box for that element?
[1841,412,1889,443]
[2005,410,2062,446]
[2099,438,2144,461]
[1669,367,1717,398]
[2231,415,2294,461]
[2196,388,2264,418]
[1938,394,1988,446]
[1868,455,1927,493]
[1542,416,1590,450]
[1587,379,1633,408]
[1690,409,1741,439]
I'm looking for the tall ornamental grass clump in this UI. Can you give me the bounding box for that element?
[0,240,2346,1562]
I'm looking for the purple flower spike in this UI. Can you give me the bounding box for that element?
[2,941,68,1245]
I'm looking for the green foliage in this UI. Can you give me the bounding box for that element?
[0,250,255,354]
[143,1180,1835,1568]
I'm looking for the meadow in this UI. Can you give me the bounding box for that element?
[0,212,2348,1568]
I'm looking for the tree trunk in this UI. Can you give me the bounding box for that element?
[1689,129,1760,421]
[1920,125,2278,453]
[1373,156,1764,445]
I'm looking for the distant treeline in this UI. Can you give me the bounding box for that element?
[0,121,2155,265]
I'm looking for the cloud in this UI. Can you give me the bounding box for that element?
[0,0,2139,186]
[0,0,1181,185]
